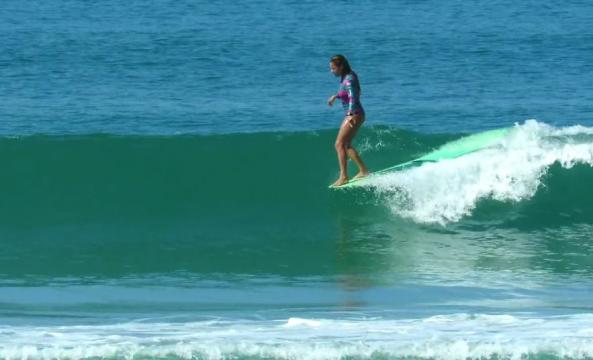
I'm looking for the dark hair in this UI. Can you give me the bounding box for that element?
[330,54,352,80]
[330,54,360,93]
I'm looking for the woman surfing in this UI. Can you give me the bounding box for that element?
[327,55,369,187]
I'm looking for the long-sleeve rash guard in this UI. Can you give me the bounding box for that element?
[336,71,364,115]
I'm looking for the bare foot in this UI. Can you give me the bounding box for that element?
[332,177,349,187]
[352,171,369,180]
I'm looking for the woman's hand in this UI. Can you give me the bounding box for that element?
[327,95,337,107]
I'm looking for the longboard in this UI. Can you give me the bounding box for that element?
[330,127,512,189]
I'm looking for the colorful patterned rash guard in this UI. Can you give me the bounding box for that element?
[336,71,364,115]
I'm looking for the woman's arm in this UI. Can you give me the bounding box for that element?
[327,94,337,106]
[344,75,360,114]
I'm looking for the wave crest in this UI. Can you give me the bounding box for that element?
[367,120,593,224]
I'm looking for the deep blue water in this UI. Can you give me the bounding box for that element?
[2,0,593,135]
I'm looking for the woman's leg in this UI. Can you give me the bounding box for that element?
[332,114,366,186]
[333,123,351,186]
[345,114,368,179]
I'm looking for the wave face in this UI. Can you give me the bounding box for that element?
[3,120,593,228]
[0,124,441,231]
[2,120,593,279]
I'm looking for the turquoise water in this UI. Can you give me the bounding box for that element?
[2,1,593,359]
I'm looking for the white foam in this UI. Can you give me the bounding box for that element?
[1,313,593,359]
[367,120,593,224]
[282,317,322,328]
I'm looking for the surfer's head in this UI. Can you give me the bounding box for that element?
[330,55,352,78]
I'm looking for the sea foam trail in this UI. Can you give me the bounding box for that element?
[1,313,592,360]
[367,120,593,224]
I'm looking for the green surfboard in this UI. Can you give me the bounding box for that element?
[330,127,512,189]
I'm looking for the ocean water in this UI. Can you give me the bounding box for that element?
[2,0,593,359]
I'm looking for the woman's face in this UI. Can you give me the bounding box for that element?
[329,62,341,77]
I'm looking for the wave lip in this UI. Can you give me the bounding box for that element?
[1,313,593,359]
[368,120,593,224]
